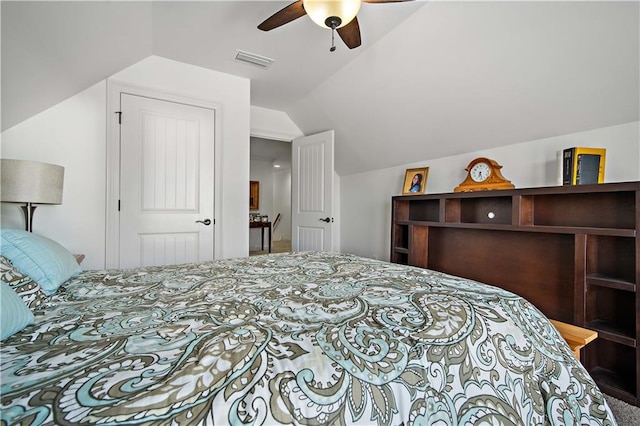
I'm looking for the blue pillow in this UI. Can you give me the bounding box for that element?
[0,281,34,340]
[0,229,81,295]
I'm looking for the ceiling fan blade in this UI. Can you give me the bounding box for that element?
[337,17,361,49]
[362,0,414,3]
[258,1,307,31]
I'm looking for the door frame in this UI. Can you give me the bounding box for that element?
[248,130,340,254]
[106,81,222,268]
[249,131,303,250]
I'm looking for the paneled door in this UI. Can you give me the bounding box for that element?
[291,130,335,252]
[119,93,215,268]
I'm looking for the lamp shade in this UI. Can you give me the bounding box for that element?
[303,0,361,29]
[1,159,64,204]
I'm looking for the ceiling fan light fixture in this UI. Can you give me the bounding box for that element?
[303,0,361,29]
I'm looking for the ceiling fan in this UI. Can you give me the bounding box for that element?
[258,0,413,52]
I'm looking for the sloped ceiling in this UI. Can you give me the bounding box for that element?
[2,1,638,176]
[1,1,154,132]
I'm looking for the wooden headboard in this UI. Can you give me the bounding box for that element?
[390,181,639,405]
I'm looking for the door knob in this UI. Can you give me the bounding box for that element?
[196,219,212,226]
[319,217,331,223]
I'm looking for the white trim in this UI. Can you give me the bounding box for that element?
[105,80,223,268]
[249,127,296,142]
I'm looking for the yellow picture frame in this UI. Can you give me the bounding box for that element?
[402,167,429,195]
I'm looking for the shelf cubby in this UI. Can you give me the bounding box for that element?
[587,235,636,283]
[533,191,636,229]
[393,200,410,222]
[586,285,636,343]
[459,196,512,225]
[408,200,439,222]
[392,252,408,265]
[587,340,637,403]
[393,224,409,251]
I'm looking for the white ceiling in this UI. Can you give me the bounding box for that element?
[2,1,638,176]
[251,136,292,169]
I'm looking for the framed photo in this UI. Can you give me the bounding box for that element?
[402,167,429,195]
[250,181,260,210]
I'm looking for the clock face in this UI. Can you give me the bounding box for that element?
[470,162,491,183]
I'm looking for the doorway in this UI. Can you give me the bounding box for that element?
[249,137,292,255]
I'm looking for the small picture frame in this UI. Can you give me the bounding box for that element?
[402,167,429,195]
[250,181,260,210]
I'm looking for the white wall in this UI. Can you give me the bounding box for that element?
[1,81,107,269]
[340,121,640,261]
[1,56,252,268]
[333,171,341,253]
[273,168,292,242]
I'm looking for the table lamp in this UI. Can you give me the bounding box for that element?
[1,159,64,232]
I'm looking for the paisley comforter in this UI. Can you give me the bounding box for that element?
[1,251,615,425]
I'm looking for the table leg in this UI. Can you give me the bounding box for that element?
[268,224,272,253]
[261,227,265,250]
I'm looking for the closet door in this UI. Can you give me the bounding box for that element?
[119,93,215,268]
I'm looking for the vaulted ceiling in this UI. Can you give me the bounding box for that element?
[2,1,638,176]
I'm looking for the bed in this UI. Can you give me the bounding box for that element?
[0,232,616,425]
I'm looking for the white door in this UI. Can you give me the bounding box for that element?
[119,94,215,268]
[291,130,335,252]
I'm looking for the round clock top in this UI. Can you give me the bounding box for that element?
[469,161,492,182]
[454,157,515,192]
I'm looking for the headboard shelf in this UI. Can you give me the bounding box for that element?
[391,181,640,406]
[394,221,635,237]
[587,320,635,346]
[587,274,635,292]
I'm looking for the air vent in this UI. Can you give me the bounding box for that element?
[234,50,274,69]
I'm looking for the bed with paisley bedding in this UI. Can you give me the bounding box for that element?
[1,250,616,425]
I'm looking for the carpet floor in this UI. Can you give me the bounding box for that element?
[249,239,291,256]
[606,395,640,425]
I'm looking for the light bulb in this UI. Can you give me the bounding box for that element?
[303,0,362,29]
